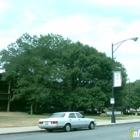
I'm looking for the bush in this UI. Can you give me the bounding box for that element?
[100,113,107,117]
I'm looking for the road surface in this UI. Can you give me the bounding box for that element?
[0,123,140,140]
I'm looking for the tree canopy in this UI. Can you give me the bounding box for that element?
[123,80,140,112]
[0,33,127,113]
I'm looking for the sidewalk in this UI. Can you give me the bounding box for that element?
[0,119,140,135]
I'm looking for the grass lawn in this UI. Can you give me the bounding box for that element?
[0,112,139,128]
[0,112,50,128]
[91,115,140,121]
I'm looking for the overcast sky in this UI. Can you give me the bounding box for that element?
[0,0,140,82]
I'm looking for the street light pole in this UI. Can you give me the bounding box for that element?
[127,78,131,112]
[111,43,115,123]
[111,37,138,123]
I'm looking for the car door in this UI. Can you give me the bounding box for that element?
[68,113,79,129]
[76,112,87,128]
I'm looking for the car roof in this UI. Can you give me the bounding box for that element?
[53,112,80,114]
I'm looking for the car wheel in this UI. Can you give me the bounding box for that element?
[47,129,53,132]
[64,123,71,132]
[88,122,95,130]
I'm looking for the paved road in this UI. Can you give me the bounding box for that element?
[0,123,140,140]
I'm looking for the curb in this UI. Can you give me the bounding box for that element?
[96,121,140,127]
[0,121,140,135]
[0,130,45,135]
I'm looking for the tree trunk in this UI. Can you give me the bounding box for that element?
[7,99,10,112]
[30,103,34,115]
[68,103,72,111]
[135,112,137,116]
[7,82,11,112]
[91,106,95,114]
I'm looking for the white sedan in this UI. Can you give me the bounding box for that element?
[38,112,96,132]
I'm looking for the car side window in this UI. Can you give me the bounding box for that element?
[76,113,83,118]
[68,113,76,118]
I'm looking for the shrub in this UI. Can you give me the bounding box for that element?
[100,113,107,117]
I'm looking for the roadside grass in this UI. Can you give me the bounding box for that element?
[0,112,139,128]
[87,114,140,121]
[0,112,50,128]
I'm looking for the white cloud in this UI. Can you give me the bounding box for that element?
[33,14,140,56]
[85,0,140,6]
[0,29,21,50]
[40,15,92,36]
[0,0,11,17]
[36,15,122,45]
[0,0,9,10]
[23,10,35,25]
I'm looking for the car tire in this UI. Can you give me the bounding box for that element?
[88,122,95,130]
[64,123,71,132]
[47,129,53,132]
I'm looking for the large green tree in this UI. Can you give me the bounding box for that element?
[0,33,127,113]
[0,33,56,113]
[56,42,110,110]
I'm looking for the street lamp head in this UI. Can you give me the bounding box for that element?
[132,37,138,41]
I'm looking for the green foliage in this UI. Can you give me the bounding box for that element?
[123,80,140,110]
[0,33,127,112]
[130,80,140,110]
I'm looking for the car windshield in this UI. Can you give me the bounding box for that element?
[49,113,66,118]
